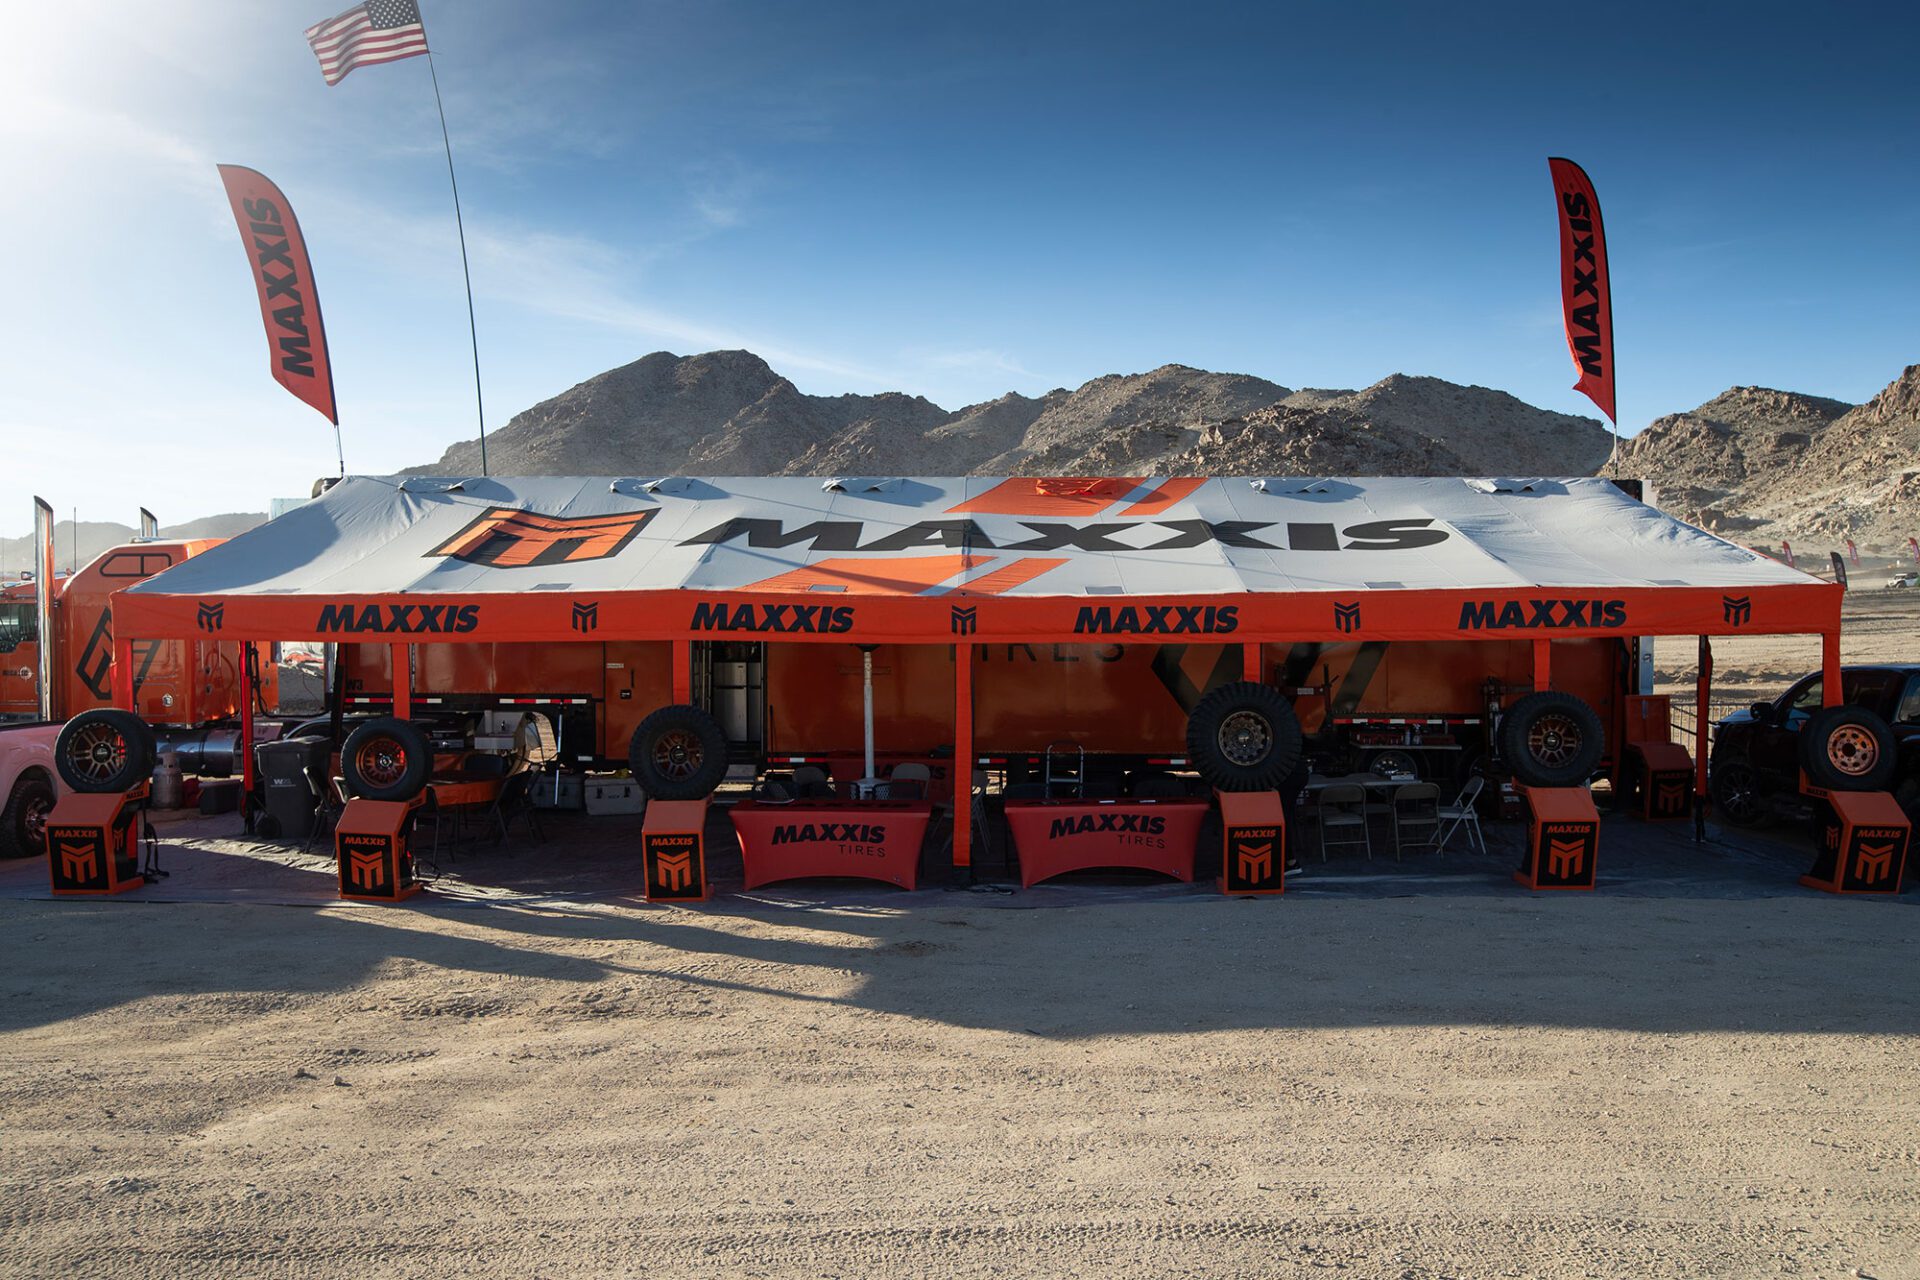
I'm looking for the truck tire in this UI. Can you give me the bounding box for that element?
[342,717,432,801]
[55,709,156,794]
[1799,706,1897,792]
[0,774,54,858]
[1707,752,1765,827]
[1498,692,1605,789]
[1185,682,1304,793]
[629,705,728,801]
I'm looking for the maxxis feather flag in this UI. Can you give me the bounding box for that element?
[1846,537,1859,566]
[1548,158,1616,423]
[216,165,338,425]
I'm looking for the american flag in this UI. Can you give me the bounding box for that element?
[305,0,429,86]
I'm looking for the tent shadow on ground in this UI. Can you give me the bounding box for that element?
[4,807,1913,1042]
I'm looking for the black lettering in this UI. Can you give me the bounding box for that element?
[1561,191,1590,220]
[1459,601,1498,630]
[679,519,863,552]
[1341,518,1448,551]
[858,520,996,552]
[1287,523,1340,552]
[1003,522,1137,552]
[1571,332,1604,376]
[253,235,295,273]
[242,196,282,224]
[263,270,302,304]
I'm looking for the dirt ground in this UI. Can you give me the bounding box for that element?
[2,887,1917,1279]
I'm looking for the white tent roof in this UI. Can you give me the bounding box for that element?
[128,474,1815,599]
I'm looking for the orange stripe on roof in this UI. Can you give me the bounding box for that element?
[947,476,1143,515]
[744,555,978,596]
[1116,476,1206,517]
[950,557,1069,596]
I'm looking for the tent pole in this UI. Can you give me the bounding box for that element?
[240,642,257,830]
[861,646,876,784]
[391,644,413,719]
[672,641,692,705]
[1821,631,1841,708]
[1532,638,1552,691]
[112,636,135,711]
[1694,635,1711,844]
[954,643,972,875]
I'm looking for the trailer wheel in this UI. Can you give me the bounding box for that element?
[342,717,432,801]
[55,709,156,794]
[0,774,54,858]
[1799,706,1897,792]
[1498,692,1604,789]
[629,705,728,801]
[1185,682,1304,793]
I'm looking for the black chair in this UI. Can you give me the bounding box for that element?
[487,769,543,845]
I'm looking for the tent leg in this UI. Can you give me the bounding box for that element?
[240,642,258,831]
[672,640,692,705]
[1694,635,1712,844]
[1243,643,1261,683]
[1532,638,1552,691]
[954,643,973,881]
[1821,631,1841,708]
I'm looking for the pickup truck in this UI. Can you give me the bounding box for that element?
[0,721,62,859]
[1709,664,1920,826]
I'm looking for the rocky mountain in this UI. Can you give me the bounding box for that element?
[1619,366,1919,549]
[413,349,1614,481]
[0,513,266,580]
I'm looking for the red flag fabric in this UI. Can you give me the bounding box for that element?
[1548,158,1616,423]
[1909,537,1918,565]
[216,165,338,425]
[305,0,429,86]
[1781,540,1795,568]
[1845,538,1859,566]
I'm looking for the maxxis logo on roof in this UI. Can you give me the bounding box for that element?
[429,508,657,567]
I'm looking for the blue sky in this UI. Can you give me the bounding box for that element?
[2,0,1915,535]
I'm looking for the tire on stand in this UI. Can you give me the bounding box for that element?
[342,717,433,802]
[54,709,157,795]
[1185,681,1305,793]
[1497,692,1605,789]
[628,705,729,801]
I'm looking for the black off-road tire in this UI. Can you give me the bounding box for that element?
[1708,752,1766,827]
[1185,682,1305,793]
[1799,706,1898,792]
[629,705,729,801]
[1498,692,1605,789]
[342,717,432,802]
[54,709,156,794]
[0,774,55,859]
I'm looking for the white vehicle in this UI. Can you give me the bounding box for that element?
[1887,571,1919,590]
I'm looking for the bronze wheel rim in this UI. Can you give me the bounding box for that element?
[652,729,705,782]
[64,724,128,787]
[1526,713,1583,769]
[355,736,410,788]
[1826,725,1879,777]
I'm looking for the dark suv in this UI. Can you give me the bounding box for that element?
[1710,665,1920,826]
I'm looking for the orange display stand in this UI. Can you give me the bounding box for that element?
[47,784,149,897]
[1216,790,1286,895]
[730,799,931,891]
[335,794,426,902]
[1627,740,1694,821]
[1802,791,1910,895]
[1003,797,1209,888]
[1515,785,1599,890]
[642,798,710,902]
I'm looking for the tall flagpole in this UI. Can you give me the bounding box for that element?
[422,29,488,475]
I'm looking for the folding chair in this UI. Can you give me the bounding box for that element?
[302,776,348,855]
[889,762,930,802]
[1435,775,1487,855]
[487,769,544,845]
[1316,783,1370,860]
[1389,782,1441,858]
[793,765,835,798]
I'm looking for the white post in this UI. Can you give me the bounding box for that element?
[862,647,876,784]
